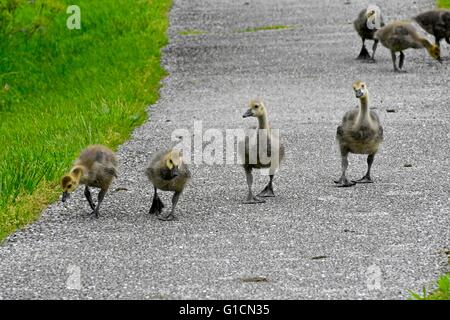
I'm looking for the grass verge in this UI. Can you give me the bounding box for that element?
[0,0,172,241]
[237,25,292,33]
[409,274,450,300]
[437,0,450,8]
[178,29,206,36]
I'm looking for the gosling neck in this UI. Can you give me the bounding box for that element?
[356,94,371,124]
[257,111,269,129]
[419,37,432,49]
[71,165,86,182]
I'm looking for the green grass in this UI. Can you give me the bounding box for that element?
[409,274,450,300]
[178,29,206,36]
[237,25,292,33]
[178,25,297,36]
[437,0,450,8]
[0,0,172,241]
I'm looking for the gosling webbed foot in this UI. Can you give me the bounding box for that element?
[334,177,356,188]
[366,57,376,63]
[257,184,275,197]
[356,46,371,60]
[90,209,100,218]
[149,196,165,215]
[243,195,266,204]
[352,176,373,184]
[157,213,178,221]
[394,68,407,73]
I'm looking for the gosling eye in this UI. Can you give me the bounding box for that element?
[68,184,72,189]
[254,105,259,109]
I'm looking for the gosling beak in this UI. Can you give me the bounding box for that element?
[355,89,364,98]
[172,167,179,178]
[61,192,70,203]
[437,57,442,64]
[242,109,253,118]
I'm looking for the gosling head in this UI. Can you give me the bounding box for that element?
[427,44,442,63]
[353,81,368,99]
[166,149,182,178]
[243,100,266,118]
[365,5,382,28]
[60,166,84,202]
[366,9,376,19]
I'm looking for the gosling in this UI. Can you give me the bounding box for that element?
[335,81,383,187]
[61,145,118,217]
[354,5,385,61]
[145,148,190,221]
[375,20,441,72]
[239,100,285,204]
[414,9,450,49]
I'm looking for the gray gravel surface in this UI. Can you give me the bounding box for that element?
[0,0,449,300]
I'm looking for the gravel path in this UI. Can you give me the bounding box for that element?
[0,0,448,300]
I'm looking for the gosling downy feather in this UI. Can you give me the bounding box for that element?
[335,81,383,187]
[60,144,118,217]
[145,148,190,221]
[239,100,285,204]
[414,9,450,48]
[354,5,385,61]
[375,20,442,71]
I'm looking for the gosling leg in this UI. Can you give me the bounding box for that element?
[368,40,379,63]
[334,152,356,187]
[84,186,96,211]
[353,154,375,184]
[391,51,399,72]
[357,39,371,60]
[257,175,275,197]
[158,191,181,221]
[399,51,405,70]
[243,167,265,204]
[92,189,107,218]
[149,187,164,215]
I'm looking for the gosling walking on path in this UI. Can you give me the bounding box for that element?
[239,100,285,204]
[145,148,191,221]
[335,81,384,187]
[375,21,442,72]
[60,145,118,217]
[354,5,385,61]
[414,9,450,49]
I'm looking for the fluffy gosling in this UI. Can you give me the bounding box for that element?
[239,100,285,204]
[145,148,190,221]
[335,81,384,187]
[61,145,118,217]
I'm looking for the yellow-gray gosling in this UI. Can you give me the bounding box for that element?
[61,144,118,217]
[375,21,441,72]
[239,100,285,204]
[414,9,450,49]
[335,81,383,187]
[354,5,385,61]
[145,148,190,221]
